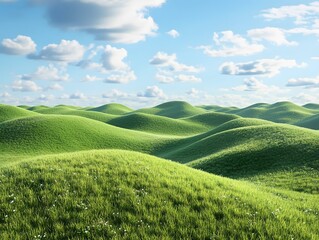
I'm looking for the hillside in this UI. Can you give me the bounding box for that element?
[87,103,133,115]
[295,114,319,130]
[0,104,39,123]
[136,101,207,118]
[0,150,318,239]
[228,102,318,124]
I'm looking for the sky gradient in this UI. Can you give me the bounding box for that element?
[1,0,319,108]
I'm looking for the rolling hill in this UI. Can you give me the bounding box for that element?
[87,103,133,115]
[0,150,318,239]
[136,101,207,118]
[1,101,319,238]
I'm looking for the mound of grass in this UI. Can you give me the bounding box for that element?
[231,102,316,124]
[0,150,318,239]
[137,101,207,119]
[0,115,173,160]
[183,112,240,128]
[88,103,133,115]
[185,124,319,193]
[108,113,208,136]
[303,103,319,110]
[295,114,319,130]
[0,104,39,123]
[33,106,117,123]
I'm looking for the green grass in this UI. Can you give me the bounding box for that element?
[0,104,39,123]
[1,101,319,238]
[0,150,318,239]
[136,101,207,118]
[228,101,319,124]
[87,103,133,115]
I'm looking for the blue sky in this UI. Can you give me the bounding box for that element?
[1,0,319,108]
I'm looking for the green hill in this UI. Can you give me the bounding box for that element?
[0,115,172,160]
[0,150,318,239]
[136,101,207,118]
[295,114,319,130]
[33,106,117,123]
[0,104,39,123]
[230,101,316,124]
[303,103,319,110]
[108,113,208,136]
[183,112,240,128]
[87,103,133,115]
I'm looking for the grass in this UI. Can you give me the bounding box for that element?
[0,104,39,123]
[87,103,133,115]
[1,101,319,238]
[0,150,318,239]
[136,101,207,118]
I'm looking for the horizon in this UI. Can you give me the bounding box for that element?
[1,1,319,108]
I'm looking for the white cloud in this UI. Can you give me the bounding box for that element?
[12,80,41,92]
[101,45,129,71]
[198,31,264,57]
[29,40,85,62]
[38,94,55,101]
[187,88,199,97]
[287,76,319,88]
[0,35,36,55]
[220,58,306,77]
[102,89,128,99]
[150,52,202,73]
[104,69,137,84]
[167,29,180,38]
[137,85,165,98]
[0,92,11,98]
[48,83,64,91]
[78,45,136,84]
[82,74,102,82]
[33,0,165,44]
[261,2,319,25]
[176,74,201,83]
[20,64,69,82]
[232,77,282,94]
[286,27,319,36]
[248,27,297,46]
[150,52,203,84]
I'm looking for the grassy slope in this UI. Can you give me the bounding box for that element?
[295,114,319,130]
[0,104,39,123]
[0,150,318,239]
[107,113,209,136]
[87,103,133,115]
[33,106,117,123]
[0,115,174,165]
[136,101,207,118]
[228,102,318,124]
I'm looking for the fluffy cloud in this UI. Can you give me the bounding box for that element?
[220,58,305,77]
[167,29,180,38]
[0,92,11,98]
[29,40,85,62]
[198,31,264,57]
[137,85,165,98]
[102,89,128,99]
[12,80,41,92]
[20,64,69,82]
[150,52,203,84]
[101,45,129,71]
[78,45,136,84]
[248,27,297,46]
[48,83,64,91]
[104,69,136,84]
[150,52,202,73]
[287,76,319,88]
[0,35,36,55]
[82,74,102,82]
[33,0,165,44]
[232,77,282,94]
[261,2,319,25]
